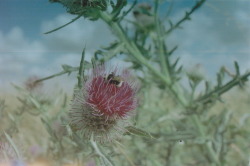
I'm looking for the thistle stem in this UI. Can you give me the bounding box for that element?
[99,9,222,166]
[90,139,114,166]
[99,11,188,107]
[192,115,221,166]
[154,0,171,78]
[34,67,79,83]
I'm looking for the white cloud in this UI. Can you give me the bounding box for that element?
[0,27,45,63]
[41,14,114,52]
[53,53,82,67]
[1,1,250,93]
[0,14,115,93]
[0,27,47,93]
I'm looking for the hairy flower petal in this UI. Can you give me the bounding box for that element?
[69,64,139,142]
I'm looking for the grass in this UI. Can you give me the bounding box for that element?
[1,83,250,165]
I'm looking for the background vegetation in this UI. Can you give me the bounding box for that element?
[1,0,250,165]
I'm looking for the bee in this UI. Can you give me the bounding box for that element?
[104,72,123,87]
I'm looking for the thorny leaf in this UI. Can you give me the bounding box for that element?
[125,126,155,139]
[4,132,21,160]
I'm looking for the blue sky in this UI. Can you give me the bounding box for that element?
[1,0,250,93]
[0,1,63,38]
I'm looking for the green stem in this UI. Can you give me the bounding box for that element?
[196,71,250,104]
[90,139,114,166]
[77,48,86,89]
[154,0,170,77]
[99,11,188,107]
[192,115,221,166]
[99,6,221,166]
[165,0,206,35]
[35,68,79,83]
[44,14,83,34]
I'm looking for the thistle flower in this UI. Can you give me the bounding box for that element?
[50,0,107,20]
[69,64,139,143]
[24,76,43,92]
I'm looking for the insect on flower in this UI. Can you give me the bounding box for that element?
[69,64,139,143]
[104,72,124,87]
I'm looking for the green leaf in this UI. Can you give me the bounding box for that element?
[168,20,173,28]
[77,47,86,89]
[95,42,125,62]
[118,0,137,22]
[29,96,41,109]
[217,110,232,133]
[125,126,155,139]
[4,132,21,160]
[216,72,223,88]
[234,61,240,76]
[110,0,115,8]
[111,0,127,21]
[205,81,212,94]
[11,83,25,92]
[163,131,196,141]
[62,64,74,72]
[7,112,15,122]
[41,118,58,141]
[44,14,83,34]
[66,124,74,137]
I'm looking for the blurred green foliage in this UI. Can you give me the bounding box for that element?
[1,0,250,166]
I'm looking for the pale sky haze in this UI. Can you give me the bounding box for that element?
[1,0,250,93]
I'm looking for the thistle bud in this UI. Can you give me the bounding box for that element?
[186,64,205,85]
[50,0,107,20]
[133,3,154,29]
[24,76,43,92]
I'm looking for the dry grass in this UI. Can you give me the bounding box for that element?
[1,84,250,165]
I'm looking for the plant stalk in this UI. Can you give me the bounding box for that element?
[192,115,221,166]
[90,139,114,166]
[99,11,188,107]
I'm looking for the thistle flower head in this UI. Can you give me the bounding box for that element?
[50,0,107,20]
[69,64,139,142]
[24,76,43,92]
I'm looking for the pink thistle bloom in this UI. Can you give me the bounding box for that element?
[69,64,139,142]
[24,76,43,92]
